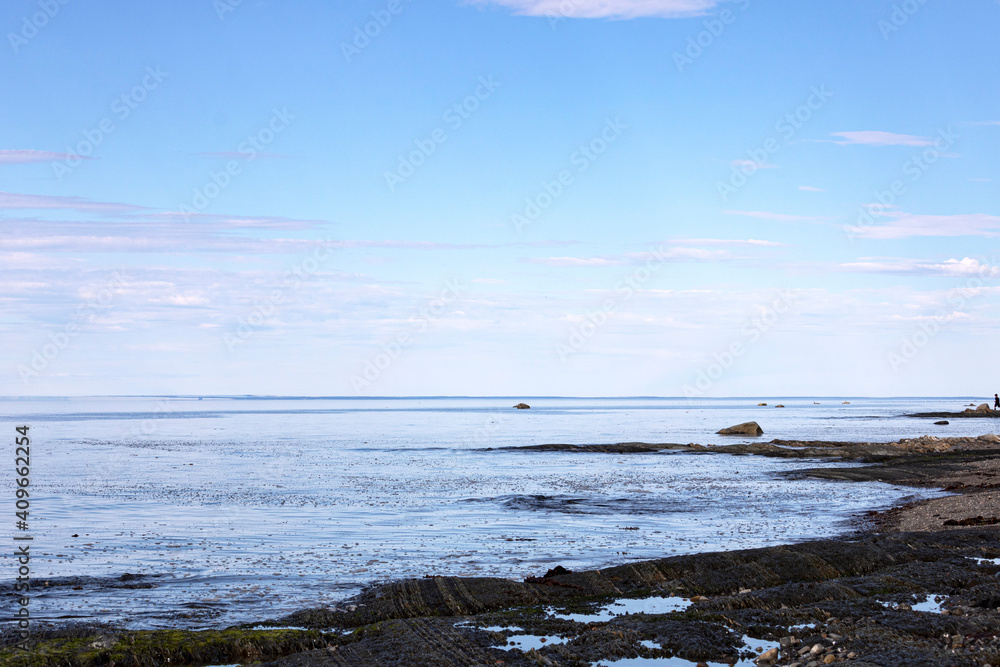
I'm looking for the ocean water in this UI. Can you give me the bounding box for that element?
[0,395,987,630]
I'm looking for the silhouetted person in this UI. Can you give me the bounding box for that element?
[995,394,999,409]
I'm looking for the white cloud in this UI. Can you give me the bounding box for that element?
[669,238,788,247]
[731,159,776,170]
[0,149,94,164]
[798,185,825,192]
[724,210,826,223]
[839,257,1000,278]
[467,0,723,19]
[524,256,622,267]
[827,131,935,147]
[847,212,1000,239]
[640,247,729,261]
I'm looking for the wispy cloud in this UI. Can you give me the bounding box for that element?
[524,256,623,267]
[466,0,723,19]
[840,257,1000,278]
[196,152,290,160]
[798,185,825,192]
[731,159,776,170]
[724,209,826,223]
[827,131,935,147]
[667,238,789,247]
[847,212,1000,239]
[966,121,1000,127]
[0,191,145,214]
[0,149,93,165]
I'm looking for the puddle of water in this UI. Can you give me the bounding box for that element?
[912,595,948,613]
[598,658,732,666]
[976,557,1000,566]
[878,594,948,613]
[500,632,566,651]
[465,620,778,667]
[546,596,692,623]
[456,622,571,651]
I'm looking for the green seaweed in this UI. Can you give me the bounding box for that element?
[0,628,335,667]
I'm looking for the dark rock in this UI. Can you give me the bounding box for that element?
[907,411,1000,418]
[934,421,949,425]
[942,516,1000,526]
[717,421,763,436]
[544,565,573,578]
[513,403,530,409]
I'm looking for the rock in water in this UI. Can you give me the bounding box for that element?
[775,404,785,408]
[757,402,767,406]
[977,403,992,412]
[934,420,949,425]
[717,421,763,436]
[513,403,530,409]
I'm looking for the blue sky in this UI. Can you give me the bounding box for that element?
[2,0,999,396]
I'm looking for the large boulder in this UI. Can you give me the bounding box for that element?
[977,403,993,412]
[716,421,763,436]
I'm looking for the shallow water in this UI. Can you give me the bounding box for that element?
[1,396,976,629]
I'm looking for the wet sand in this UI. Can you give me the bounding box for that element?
[5,435,1000,666]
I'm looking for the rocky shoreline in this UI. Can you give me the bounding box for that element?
[4,437,1000,666]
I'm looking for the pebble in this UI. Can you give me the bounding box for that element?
[810,643,825,655]
[823,655,837,664]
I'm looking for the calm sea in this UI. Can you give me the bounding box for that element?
[0,396,985,629]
